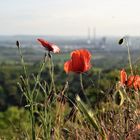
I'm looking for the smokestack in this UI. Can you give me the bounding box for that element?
[87,27,91,44]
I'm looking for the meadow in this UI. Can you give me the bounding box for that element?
[0,38,140,140]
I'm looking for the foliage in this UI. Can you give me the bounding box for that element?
[0,39,140,139]
[0,106,30,139]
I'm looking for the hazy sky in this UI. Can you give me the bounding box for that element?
[0,0,140,36]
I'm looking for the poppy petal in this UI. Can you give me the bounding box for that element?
[51,44,60,53]
[64,49,91,73]
[80,49,91,71]
[120,69,127,85]
[128,76,140,90]
[37,38,60,53]
[64,60,72,73]
[71,50,84,73]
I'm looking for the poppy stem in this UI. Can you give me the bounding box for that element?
[125,38,133,75]
[80,74,90,104]
[48,53,56,94]
[17,41,28,81]
[17,41,36,140]
[127,46,133,75]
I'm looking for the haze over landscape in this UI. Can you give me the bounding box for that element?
[0,0,140,53]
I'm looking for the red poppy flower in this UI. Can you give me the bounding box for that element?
[127,76,140,90]
[64,49,91,73]
[120,69,140,90]
[37,38,60,53]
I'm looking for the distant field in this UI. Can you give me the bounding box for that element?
[1,46,140,70]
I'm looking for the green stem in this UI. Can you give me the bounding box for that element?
[17,44,32,105]
[30,54,48,140]
[17,46,29,88]
[32,54,48,97]
[48,56,56,93]
[127,45,133,75]
[18,47,28,79]
[44,93,47,139]
[17,44,37,140]
[51,58,56,93]
[125,38,133,75]
[80,74,84,92]
[97,70,101,88]
[30,103,36,140]
[80,74,90,104]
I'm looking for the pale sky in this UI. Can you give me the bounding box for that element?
[0,0,140,36]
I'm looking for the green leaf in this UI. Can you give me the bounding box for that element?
[114,90,124,106]
[76,96,107,140]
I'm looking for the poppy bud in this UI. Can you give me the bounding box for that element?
[118,38,124,45]
[16,41,20,48]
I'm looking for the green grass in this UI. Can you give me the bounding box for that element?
[0,45,140,139]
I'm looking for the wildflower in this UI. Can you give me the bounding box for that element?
[64,49,91,73]
[120,69,140,90]
[37,38,60,53]
[127,76,140,90]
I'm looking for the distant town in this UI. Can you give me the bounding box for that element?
[0,34,140,52]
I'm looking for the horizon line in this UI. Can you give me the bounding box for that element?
[0,34,139,38]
